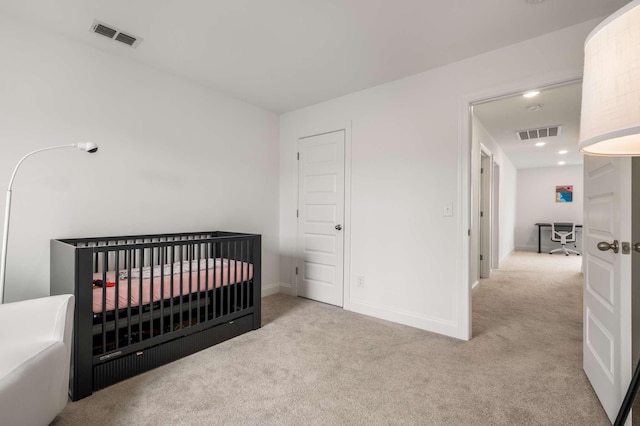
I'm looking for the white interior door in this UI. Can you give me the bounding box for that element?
[583,155,632,423]
[297,130,345,307]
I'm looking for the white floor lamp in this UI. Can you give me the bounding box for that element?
[0,142,99,304]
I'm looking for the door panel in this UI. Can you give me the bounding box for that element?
[583,155,632,422]
[297,130,345,307]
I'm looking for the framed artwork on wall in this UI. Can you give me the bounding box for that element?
[556,185,573,203]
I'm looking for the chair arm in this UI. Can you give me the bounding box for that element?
[0,295,74,344]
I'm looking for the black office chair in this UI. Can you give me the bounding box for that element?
[549,222,580,256]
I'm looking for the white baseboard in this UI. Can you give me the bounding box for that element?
[349,298,463,340]
[499,248,515,266]
[262,282,280,297]
[471,280,480,294]
[261,282,296,297]
[279,283,294,296]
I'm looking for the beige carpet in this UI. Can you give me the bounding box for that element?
[52,251,609,425]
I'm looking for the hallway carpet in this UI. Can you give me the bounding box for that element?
[53,252,608,425]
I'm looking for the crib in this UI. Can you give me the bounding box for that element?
[50,231,261,401]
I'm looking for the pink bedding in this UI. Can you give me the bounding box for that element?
[92,258,253,314]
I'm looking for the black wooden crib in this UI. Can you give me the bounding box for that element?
[50,231,261,401]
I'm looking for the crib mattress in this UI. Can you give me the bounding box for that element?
[92,258,253,314]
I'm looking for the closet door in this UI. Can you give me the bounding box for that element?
[296,130,345,307]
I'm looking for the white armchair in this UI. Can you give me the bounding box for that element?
[0,294,74,426]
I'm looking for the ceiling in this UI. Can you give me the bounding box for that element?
[0,0,630,113]
[473,81,584,169]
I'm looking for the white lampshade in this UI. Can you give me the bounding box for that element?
[579,0,640,156]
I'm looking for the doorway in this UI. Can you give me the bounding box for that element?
[464,78,584,340]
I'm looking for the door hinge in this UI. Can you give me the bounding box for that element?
[480,255,483,261]
[297,152,300,160]
[296,209,299,218]
[295,267,298,275]
[480,211,484,217]
[468,229,471,236]
[481,167,484,174]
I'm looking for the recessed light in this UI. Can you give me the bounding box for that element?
[535,141,546,147]
[558,161,566,165]
[525,0,545,4]
[523,90,540,98]
[558,149,568,154]
[527,104,543,111]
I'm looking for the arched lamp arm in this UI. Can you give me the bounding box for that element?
[1,142,98,304]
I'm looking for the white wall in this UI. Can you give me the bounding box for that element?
[515,165,584,252]
[470,115,517,286]
[280,19,598,340]
[499,161,518,264]
[0,16,280,302]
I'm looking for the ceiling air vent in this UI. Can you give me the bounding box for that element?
[90,20,142,48]
[115,32,137,46]
[516,125,562,141]
[94,24,117,39]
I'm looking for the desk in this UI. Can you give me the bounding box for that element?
[535,223,582,253]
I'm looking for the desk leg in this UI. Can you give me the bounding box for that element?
[538,226,541,253]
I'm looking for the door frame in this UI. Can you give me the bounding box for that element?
[295,123,353,310]
[491,162,501,270]
[458,71,583,340]
[479,145,493,279]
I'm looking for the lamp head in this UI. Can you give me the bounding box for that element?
[74,142,99,153]
[579,0,640,156]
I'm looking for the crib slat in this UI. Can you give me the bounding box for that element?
[185,243,190,328]
[236,241,244,310]
[212,242,217,318]
[248,239,253,308]
[127,250,132,347]
[234,240,238,313]
[204,243,209,321]
[244,240,248,310]
[169,245,175,333]
[179,245,184,330]
[160,247,165,337]
[196,243,201,325]
[149,247,154,339]
[138,248,144,343]
[226,241,231,316]
[102,254,108,354]
[246,240,250,309]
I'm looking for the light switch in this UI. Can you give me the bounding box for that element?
[444,203,453,217]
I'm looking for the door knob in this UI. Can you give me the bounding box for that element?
[634,243,640,253]
[597,240,619,253]
[335,224,342,231]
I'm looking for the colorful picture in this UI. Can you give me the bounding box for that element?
[556,185,573,203]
